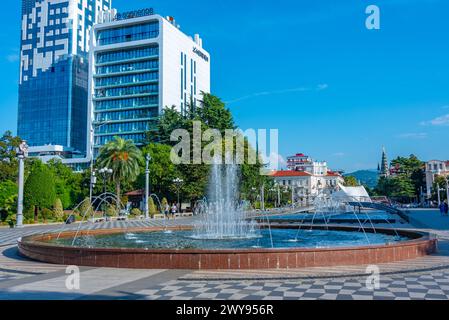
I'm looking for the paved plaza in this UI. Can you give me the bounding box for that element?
[1,209,449,300]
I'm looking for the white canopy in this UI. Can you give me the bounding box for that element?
[332,183,371,202]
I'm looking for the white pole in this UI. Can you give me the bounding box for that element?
[291,186,294,208]
[437,183,441,206]
[261,183,265,211]
[446,177,449,204]
[144,154,150,219]
[16,155,25,228]
[89,128,94,204]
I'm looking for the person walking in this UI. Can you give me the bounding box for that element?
[164,203,170,219]
[439,201,445,216]
[444,201,449,216]
[171,203,177,218]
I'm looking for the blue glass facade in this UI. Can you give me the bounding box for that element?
[97,22,159,46]
[93,35,160,151]
[18,0,111,157]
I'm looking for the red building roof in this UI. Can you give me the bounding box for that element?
[270,170,311,177]
[125,189,144,196]
[326,171,342,177]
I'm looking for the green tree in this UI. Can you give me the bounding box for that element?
[0,131,21,182]
[390,154,424,197]
[97,137,143,208]
[138,143,178,198]
[344,176,359,187]
[24,162,56,222]
[47,159,84,209]
[195,93,235,133]
[0,180,17,222]
[149,106,186,145]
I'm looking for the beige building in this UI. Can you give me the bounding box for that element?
[269,169,344,204]
[425,160,449,198]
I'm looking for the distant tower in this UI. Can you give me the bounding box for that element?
[380,147,390,177]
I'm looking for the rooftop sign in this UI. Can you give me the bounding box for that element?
[193,47,209,62]
[115,8,155,21]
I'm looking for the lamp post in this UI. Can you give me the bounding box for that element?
[260,182,265,211]
[98,167,113,194]
[89,121,110,204]
[16,141,28,228]
[144,154,151,219]
[173,178,183,213]
[98,167,112,217]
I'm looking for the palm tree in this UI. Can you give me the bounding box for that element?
[97,137,143,209]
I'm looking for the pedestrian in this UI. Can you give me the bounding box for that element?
[439,202,445,216]
[444,201,449,216]
[171,203,177,217]
[164,203,170,218]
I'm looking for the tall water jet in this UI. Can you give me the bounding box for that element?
[193,160,259,239]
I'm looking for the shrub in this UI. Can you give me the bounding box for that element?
[39,208,54,223]
[130,208,142,216]
[24,162,56,222]
[161,197,168,211]
[78,198,94,217]
[149,197,157,217]
[105,205,118,217]
[53,198,64,220]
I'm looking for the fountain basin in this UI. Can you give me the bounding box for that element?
[17,225,437,270]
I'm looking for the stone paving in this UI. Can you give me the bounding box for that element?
[0,210,449,300]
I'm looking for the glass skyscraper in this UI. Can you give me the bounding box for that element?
[90,13,210,155]
[18,0,112,158]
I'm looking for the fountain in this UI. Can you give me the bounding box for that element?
[193,162,259,239]
[17,164,437,270]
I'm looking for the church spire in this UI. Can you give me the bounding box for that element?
[380,146,389,177]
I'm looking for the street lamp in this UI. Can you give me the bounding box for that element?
[144,154,151,219]
[89,121,110,204]
[16,140,28,228]
[98,167,112,217]
[173,178,183,212]
[98,167,113,194]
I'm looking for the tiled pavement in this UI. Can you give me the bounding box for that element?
[1,213,449,300]
[1,263,449,300]
[132,271,449,300]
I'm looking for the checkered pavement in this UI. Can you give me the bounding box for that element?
[133,270,449,300]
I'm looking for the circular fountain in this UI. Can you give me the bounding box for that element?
[18,162,437,270]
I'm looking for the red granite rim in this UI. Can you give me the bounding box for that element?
[17,225,435,254]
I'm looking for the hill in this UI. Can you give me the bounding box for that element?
[344,170,379,189]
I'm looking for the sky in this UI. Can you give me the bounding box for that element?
[1,0,448,172]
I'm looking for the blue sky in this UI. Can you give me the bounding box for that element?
[1,0,448,172]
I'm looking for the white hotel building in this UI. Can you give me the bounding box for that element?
[269,152,344,204]
[89,9,211,154]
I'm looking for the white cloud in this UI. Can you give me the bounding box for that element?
[261,152,287,171]
[397,132,428,139]
[420,114,449,126]
[225,84,328,104]
[316,83,329,91]
[6,54,19,63]
[332,152,345,157]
